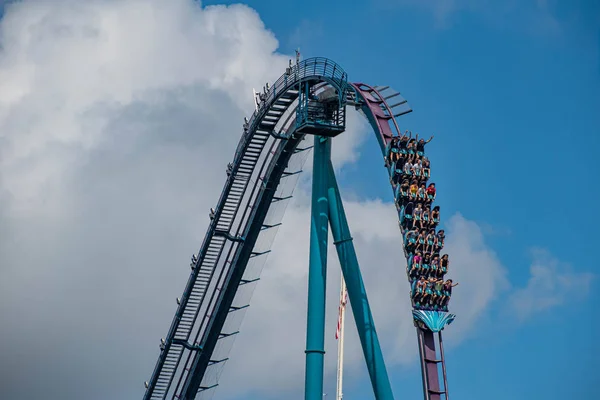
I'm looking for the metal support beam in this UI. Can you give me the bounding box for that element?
[326,161,395,400]
[304,135,331,400]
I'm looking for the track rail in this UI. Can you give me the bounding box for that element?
[143,58,349,400]
[143,58,454,400]
[351,83,455,400]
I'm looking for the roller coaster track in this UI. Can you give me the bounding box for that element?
[143,58,454,400]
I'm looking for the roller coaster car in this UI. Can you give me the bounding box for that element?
[296,89,346,137]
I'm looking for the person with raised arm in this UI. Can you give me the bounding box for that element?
[399,131,410,154]
[442,279,459,307]
[415,135,434,157]
[407,138,416,155]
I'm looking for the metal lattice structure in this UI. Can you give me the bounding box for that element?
[142,57,456,400]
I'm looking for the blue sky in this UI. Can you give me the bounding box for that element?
[0,1,598,399]
[198,0,600,398]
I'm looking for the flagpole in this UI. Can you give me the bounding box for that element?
[336,273,347,400]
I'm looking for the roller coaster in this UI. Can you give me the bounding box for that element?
[142,57,456,400]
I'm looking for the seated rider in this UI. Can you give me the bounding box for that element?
[399,131,410,153]
[413,159,422,177]
[422,207,431,230]
[442,279,459,307]
[409,181,418,199]
[440,254,449,276]
[411,252,422,275]
[422,278,434,306]
[416,135,434,157]
[425,228,435,253]
[422,253,431,276]
[430,206,440,227]
[431,278,444,305]
[404,228,418,252]
[422,158,431,178]
[426,183,436,202]
[430,254,440,277]
[436,229,445,250]
[404,160,413,176]
[413,203,422,228]
[414,276,427,304]
[388,136,400,163]
[400,180,410,198]
[418,183,426,201]
[392,157,404,185]
[407,139,416,155]
[417,228,427,252]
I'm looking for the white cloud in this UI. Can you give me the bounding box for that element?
[218,201,513,398]
[508,248,594,320]
[0,1,581,400]
[0,1,374,399]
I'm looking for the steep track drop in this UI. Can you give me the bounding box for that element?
[143,58,455,400]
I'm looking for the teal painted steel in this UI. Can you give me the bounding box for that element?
[412,310,456,333]
[326,161,395,400]
[304,136,331,400]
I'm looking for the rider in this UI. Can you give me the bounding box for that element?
[440,254,449,276]
[422,158,431,178]
[417,229,427,252]
[430,254,440,277]
[422,253,431,276]
[422,207,431,231]
[414,276,427,304]
[432,278,444,305]
[409,181,418,200]
[426,183,436,202]
[418,183,426,201]
[442,279,459,307]
[425,228,435,253]
[413,203,423,228]
[411,252,422,275]
[416,135,434,156]
[413,159,422,178]
[430,206,440,227]
[436,229,445,250]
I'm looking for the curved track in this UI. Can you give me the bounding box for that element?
[352,83,456,400]
[143,58,454,400]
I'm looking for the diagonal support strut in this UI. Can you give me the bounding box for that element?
[326,160,395,400]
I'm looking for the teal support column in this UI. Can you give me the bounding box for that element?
[326,161,395,400]
[304,136,331,400]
